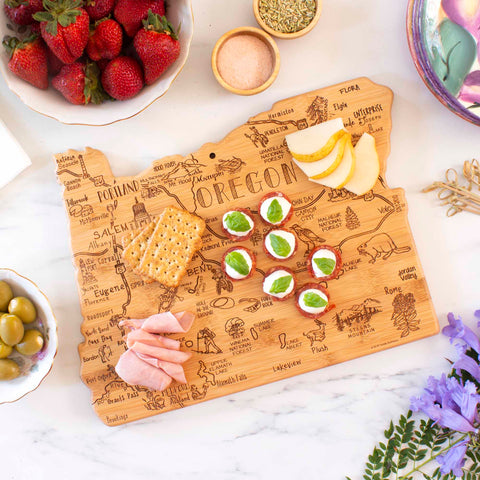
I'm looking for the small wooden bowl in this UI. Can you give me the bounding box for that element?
[211,26,281,96]
[253,0,322,40]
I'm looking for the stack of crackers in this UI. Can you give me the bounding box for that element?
[122,206,206,288]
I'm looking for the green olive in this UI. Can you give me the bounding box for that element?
[8,296,36,324]
[15,329,44,356]
[0,359,20,380]
[0,315,24,346]
[0,281,13,312]
[0,339,12,359]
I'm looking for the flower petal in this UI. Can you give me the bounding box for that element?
[437,440,469,477]
[442,0,480,39]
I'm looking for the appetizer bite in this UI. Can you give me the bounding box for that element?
[295,283,330,319]
[263,228,297,261]
[262,267,296,301]
[258,191,293,227]
[222,246,256,281]
[307,245,342,281]
[222,208,255,241]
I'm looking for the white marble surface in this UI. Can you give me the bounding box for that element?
[0,1,479,478]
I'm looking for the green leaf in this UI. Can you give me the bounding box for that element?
[225,251,249,276]
[314,257,336,275]
[225,211,251,233]
[269,233,291,257]
[269,275,292,294]
[267,198,283,223]
[303,292,327,308]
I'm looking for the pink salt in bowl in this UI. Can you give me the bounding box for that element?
[211,26,280,96]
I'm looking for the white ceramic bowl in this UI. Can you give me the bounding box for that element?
[0,0,193,125]
[0,269,58,404]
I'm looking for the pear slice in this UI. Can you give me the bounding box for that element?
[292,130,349,179]
[289,129,346,163]
[286,118,345,161]
[344,133,380,195]
[310,135,356,189]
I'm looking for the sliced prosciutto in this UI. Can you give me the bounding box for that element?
[130,342,192,364]
[125,329,180,351]
[115,349,173,391]
[135,352,187,384]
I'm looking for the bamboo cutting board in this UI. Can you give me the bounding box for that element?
[56,77,438,426]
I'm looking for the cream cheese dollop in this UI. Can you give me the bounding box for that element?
[222,211,254,237]
[311,249,337,278]
[298,289,329,315]
[224,249,253,279]
[263,270,294,298]
[265,230,296,259]
[260,196,292,225]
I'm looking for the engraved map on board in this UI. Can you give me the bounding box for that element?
[55,78,438,426]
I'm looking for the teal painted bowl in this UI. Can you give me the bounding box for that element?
[407,0,480,126]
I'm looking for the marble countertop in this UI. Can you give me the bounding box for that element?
[1,1,479,478]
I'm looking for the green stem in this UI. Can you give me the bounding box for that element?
[397,433,469,480]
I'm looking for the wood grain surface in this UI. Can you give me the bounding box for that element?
[55,77,439,426]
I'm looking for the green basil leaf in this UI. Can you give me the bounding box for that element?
[225,251,250,276]
[269,233,291,257]
[303,292,327,308]
[314,257,336,275]
[269,275,292,294]
[225,211,251,232]
[267,199,283,224]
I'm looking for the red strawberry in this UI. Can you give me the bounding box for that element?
[30,21,41,34]
[101,56,143,100]
[4,0,43,25]
[34,0,89,64]
[85,0,114,21]
[114,0,164,37]
[2,34,48,89]
[52,61,107,104]
[134,12,180,85]
[86,18,122,61]
[46,47,63,75]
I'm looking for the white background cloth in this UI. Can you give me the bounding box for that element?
[0,1,479,479]
[0,118,30,189]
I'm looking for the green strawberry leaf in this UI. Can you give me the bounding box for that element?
[303,292,327,308]
[269,233,291,257]
[267,198,283,224]
[269,275,292,294]
[225,251,250,276]
[314,257,336,275]
[225,211,251,233]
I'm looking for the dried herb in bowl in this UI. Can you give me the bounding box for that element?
[258,0,316,34]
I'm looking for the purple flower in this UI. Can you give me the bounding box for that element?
[442,312,480,354]
[437,440,469,477]
[442,0,480,39]
[458,71,480,103]
[476,309,480,324]
[453,351,480,383]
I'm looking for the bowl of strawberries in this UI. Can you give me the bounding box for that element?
[0,0,193,125]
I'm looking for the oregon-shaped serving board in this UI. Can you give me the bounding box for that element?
[56,77,438,426]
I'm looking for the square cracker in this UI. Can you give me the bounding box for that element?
[137,206,205,288]
[122,220,158,282]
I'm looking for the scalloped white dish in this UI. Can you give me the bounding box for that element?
[0,0,193,125]
[0,269,58,404]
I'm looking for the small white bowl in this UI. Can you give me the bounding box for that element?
[0,0,194,125]
[0,269,58,404]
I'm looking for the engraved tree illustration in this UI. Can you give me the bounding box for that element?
[345,206,360,230]
[391,293,419,338]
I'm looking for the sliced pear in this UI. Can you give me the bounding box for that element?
[290,129,346,163]
[310,136,356,189]
[344,133,380,195]
[292,131,349,180]
[286,118,345,161]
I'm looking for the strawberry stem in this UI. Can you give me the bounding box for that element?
[142,10,178,40]
[33,0,83,36]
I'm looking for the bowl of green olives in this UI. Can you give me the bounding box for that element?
[0,269,58,403]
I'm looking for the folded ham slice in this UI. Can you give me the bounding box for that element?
[120,311,195,334]
[125,329,180,351]
[135,352,187,384]
[116,310,195,392]
[130,342,192,364]
[115,349,172,391]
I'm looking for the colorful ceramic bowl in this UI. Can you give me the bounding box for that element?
[0,0,193,125]
[407,0,480,126]
[0,269,58,404]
